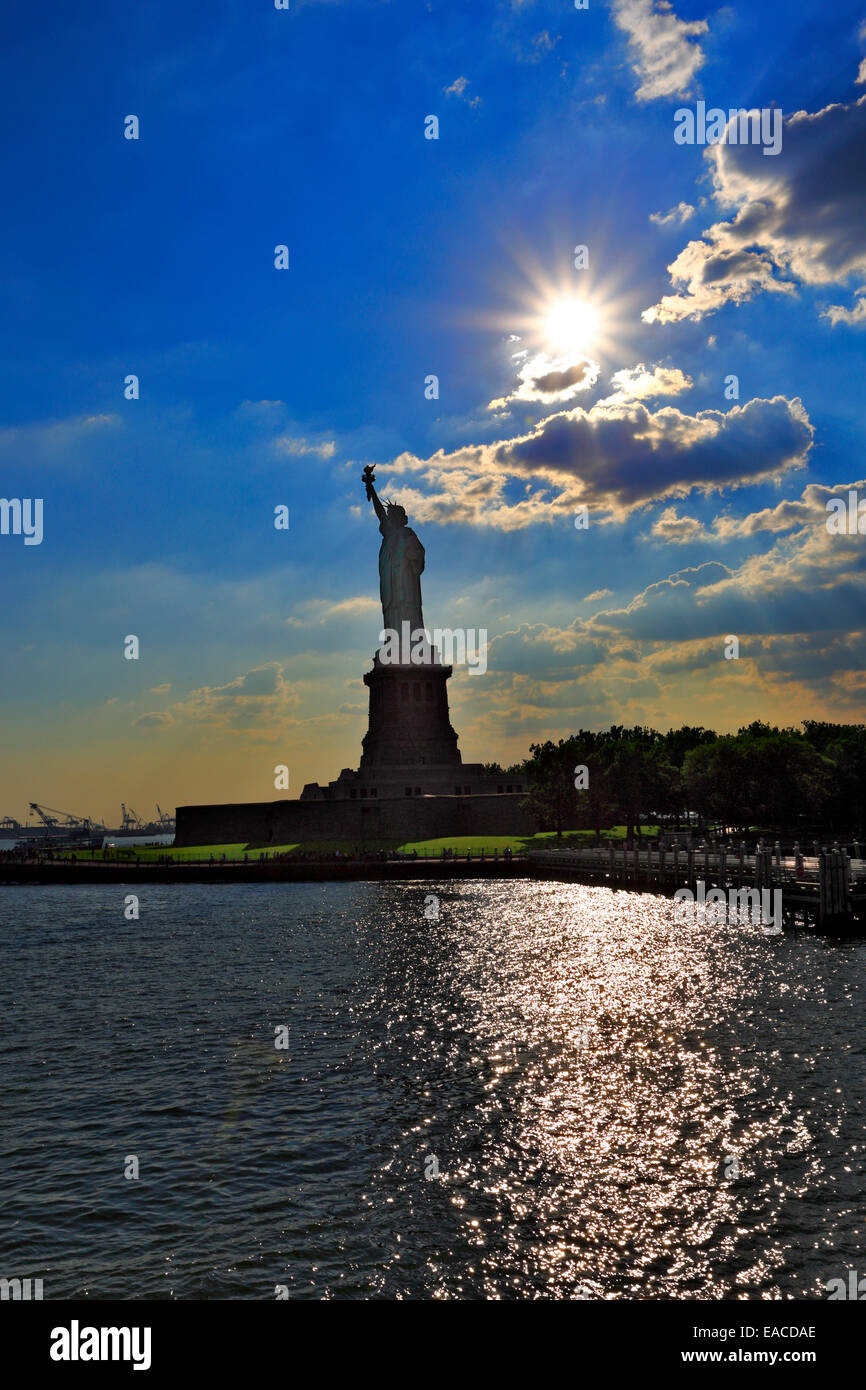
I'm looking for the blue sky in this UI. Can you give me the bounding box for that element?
[1,0,866,820]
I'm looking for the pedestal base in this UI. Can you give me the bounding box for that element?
[361,656,461,769]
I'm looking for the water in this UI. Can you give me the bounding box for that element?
[100,834,174,848]
[0,836,174,851]
[0,880,863,1300]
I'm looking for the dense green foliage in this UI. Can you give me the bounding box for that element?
[495,721,866,841]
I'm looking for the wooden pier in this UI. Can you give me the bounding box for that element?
[2,840,864,929]
[529,841,866,931]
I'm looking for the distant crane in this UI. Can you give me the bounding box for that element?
[156,804,175,828]
[120,803,143,831]
[28,803,103,831]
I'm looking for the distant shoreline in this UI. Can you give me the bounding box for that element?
[0,856,530,886]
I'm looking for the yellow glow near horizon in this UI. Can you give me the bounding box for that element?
[543,297,599,354]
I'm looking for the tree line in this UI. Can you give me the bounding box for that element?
[486,722,866,842]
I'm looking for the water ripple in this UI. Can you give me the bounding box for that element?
[0,880,864,1299]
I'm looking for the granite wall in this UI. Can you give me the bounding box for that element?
[175,792,535,846]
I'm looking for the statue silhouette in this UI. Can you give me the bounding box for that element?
[362,466,426,636]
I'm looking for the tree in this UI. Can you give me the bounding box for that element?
[524,734,617,840]
[803,722,866,836]
[524,739,579,839]
[683,730,832,834]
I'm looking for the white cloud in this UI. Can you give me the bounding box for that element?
[598,362,693,405]
[650,506,706,543]
[378,393,812,530]
[132,711,175,729]
[644,95,866,323]
[649,201,696,225]
[612,0,708,102]
[646,479,866,545]
[285,595,379,626]
[274,436,336,459]
[444,76,482,107]
[0,412,121,471]
[177,663,299,731]
[822,290,866,326]
[487,351,600,410]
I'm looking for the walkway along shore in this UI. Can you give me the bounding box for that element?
[0,855,528,885]
[1,842,864,930]
[531,843,866,931]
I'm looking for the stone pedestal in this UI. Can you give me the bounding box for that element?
[361,655,461,768]
[178,651,535,841]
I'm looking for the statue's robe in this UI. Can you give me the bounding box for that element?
[378,522,425,634]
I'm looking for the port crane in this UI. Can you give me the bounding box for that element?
[28,803,105,832]
[2,803,173,843]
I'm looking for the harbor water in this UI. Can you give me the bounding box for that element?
[0,880,863,1299]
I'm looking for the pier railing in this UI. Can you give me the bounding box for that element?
[528,842,864,927]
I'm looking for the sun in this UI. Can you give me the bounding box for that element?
[543,298,599,354]
[468,247,636,366]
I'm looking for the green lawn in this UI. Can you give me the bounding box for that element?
[75,826,660,863]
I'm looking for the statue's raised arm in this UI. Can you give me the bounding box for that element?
[362,465,387,529]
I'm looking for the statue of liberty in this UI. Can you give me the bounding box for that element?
[362,465,426,637]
